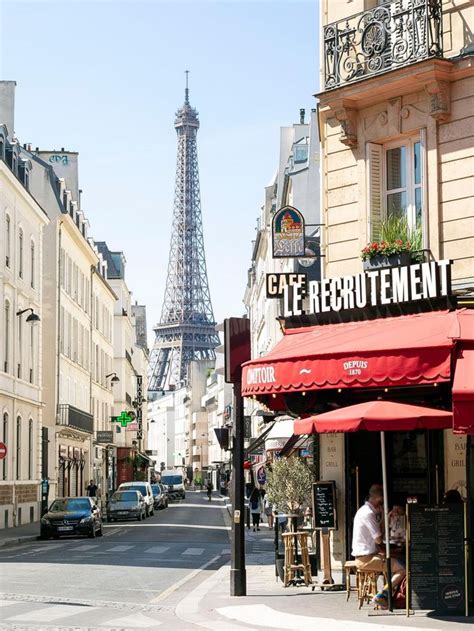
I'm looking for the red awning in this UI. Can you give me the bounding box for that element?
[242,310,473,396]
[453,343,474,434]
[294,401,453,434]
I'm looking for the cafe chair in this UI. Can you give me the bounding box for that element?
[356,568,387,609]
[282,531,313,587]
[343,560,358,601]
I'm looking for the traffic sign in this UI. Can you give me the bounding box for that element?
[256,465,266,485]
[0,442,7,460]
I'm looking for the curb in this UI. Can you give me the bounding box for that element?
[0,534,38,549]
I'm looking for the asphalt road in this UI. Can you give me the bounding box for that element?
[0,491,231,629]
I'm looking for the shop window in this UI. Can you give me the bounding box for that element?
[367,132,426,243]
[2,412,8,480]
[16,416,21,480]
[28,419,33,479]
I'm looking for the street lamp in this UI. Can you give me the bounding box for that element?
[106,372,120,384]
[16,307,40,323]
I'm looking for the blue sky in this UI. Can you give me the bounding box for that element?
[1,0,319,336]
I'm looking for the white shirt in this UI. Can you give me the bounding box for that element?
[351,501,382,557]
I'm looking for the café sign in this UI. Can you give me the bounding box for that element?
[266,260,452,318]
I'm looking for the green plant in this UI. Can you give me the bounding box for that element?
[266,456,313,514]
[361,215,422,261]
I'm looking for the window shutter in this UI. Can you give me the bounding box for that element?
[419,128,428,248]
[366,142,383,242]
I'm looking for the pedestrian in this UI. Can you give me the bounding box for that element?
[442,489,463,504]
[86,479,98,498]
[249,488,262,531]
[261,490,274,529]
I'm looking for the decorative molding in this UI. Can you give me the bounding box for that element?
[387,97,402,135]
[425,80,451,122]
[335,108,358,147]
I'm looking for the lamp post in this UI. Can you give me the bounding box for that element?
[16,307,40,323]
[106,372,120,385]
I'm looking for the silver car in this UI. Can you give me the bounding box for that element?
[107,490,146,522]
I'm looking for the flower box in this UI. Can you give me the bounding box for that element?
[363,251,412,270]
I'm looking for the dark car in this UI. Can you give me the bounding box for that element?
[40,497,103,539]
[151,484,168,510]
[107,490,146,522]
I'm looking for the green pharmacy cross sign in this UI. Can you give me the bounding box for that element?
[111,411,135,428]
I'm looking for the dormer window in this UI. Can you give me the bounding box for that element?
[294,142,309,164]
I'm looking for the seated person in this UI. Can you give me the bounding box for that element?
[388,504,406,546]
[443,489,463,504]
[352,484,406,609]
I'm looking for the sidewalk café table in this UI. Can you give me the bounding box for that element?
[294,400,452,612]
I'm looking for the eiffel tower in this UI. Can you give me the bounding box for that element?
[148,73,219,393]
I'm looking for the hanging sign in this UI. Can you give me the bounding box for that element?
[266,259,452,318]
[272,206,305,258]
[256,465,266,485]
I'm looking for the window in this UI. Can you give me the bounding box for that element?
[18,228,23,278]
[2,412,8,480]
[28,419,33,479]
[4,300,10,373]
[16,416,21,480]
[30,241,35,288]
[367,134,425,242]
[5,215,11,267]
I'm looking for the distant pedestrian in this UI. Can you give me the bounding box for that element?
[249,488,262,531]
[263,493,274,529]
[86,480,98,498]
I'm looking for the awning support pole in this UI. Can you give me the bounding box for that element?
[380,431,393,611]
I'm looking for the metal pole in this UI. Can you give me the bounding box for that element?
[230,383,246,596]
[380,431,393,611]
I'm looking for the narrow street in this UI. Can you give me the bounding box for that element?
[0,492,231,628]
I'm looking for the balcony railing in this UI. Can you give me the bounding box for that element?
[57,404,94,433]
[324,0,443,91]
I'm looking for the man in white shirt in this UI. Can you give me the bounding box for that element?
[352,484,405,609]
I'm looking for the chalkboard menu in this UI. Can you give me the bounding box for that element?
[408,504,466,615]
[312,481,337,530]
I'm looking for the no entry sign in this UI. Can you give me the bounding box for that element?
[0,442,7,460]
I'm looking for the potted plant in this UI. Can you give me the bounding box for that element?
[266,457,313,582]
[361,215,422,270]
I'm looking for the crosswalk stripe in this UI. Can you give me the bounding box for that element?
[69,544,99,551]
[145,546,170,554]
[100,612,161,628]
[182,547,204,555]
[7,604,98,622]
[221,548,231,554]
[107,545,134,552]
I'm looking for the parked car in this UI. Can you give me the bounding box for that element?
[107,490,146,522]
[117,481,154,517]
[151,483,168,510]
[40,497,103,539]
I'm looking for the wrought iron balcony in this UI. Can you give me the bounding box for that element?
[57,404,94,433]
[324,0,443,91]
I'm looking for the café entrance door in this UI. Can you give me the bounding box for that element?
[345,429,444,559]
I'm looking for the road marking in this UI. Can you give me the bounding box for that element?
[7,604,98,622]
[221,548,231,554]
[69,544,98,551]
[149,554,221,604]
[145,546,170,554]
[107,545,134,552]
[182,548,204,556]
[100,612,161,628]
[103,523,230,531]
[168,503,226,509]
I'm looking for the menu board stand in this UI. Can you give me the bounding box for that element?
[407,503,468,617]
[312,481,337,587]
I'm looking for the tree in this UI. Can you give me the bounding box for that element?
[266,456,313,514]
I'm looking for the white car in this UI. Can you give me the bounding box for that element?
[117,482,155,517]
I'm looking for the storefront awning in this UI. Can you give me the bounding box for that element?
[242,310,474,396]
[453,343,474,434]
[294,401,453,435]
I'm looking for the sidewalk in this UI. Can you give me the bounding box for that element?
[0,520,39,548]
[176,524,473,631]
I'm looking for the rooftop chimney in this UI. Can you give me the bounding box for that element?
[299,108,305,124]
[0,81,17,137]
